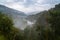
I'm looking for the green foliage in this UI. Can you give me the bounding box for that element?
[48,10,60,40]
[0,35,7,40]
[0,12,23,40]
[0,13,13,35]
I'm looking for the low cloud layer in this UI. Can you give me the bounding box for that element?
[0,0,60,14]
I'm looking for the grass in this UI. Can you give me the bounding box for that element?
[0,34,7,40]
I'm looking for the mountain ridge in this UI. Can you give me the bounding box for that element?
[0,4,28,29]
[0,4,26,16]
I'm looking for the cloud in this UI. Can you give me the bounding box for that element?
[5,3,50,14]
[0,0,60,14]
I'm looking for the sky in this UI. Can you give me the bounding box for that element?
[0,0,60,14]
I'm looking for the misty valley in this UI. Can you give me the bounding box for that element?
[0,2,60,40]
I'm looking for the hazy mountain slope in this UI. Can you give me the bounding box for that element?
[35,3,60,27]
[0,5,26,16]
[27,4,60,27]
[26,11,47,22]
[0,5,27,29]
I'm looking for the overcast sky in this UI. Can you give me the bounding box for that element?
[0,0,60,14]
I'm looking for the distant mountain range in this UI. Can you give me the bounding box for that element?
[0,5,26,16]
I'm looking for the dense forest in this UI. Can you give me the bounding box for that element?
[0,3,60,40]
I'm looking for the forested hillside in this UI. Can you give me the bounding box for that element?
[0,12,23,40]
[24,3,60,40]
[0,3,60,40]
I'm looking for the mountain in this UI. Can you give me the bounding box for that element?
[27,3,60,27]
[34,3,60,27]
[0,5,26,16]
[26,11,47,22]
[0,5,27,29]
[26,11,40,15]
